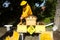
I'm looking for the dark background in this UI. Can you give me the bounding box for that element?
[0,0,42,26]
[0,0,56,27]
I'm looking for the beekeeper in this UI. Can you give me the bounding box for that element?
[20,0,32,20]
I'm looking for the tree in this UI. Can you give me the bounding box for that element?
[32,0,57,24]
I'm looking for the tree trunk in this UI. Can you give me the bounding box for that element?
[54,0,60,31]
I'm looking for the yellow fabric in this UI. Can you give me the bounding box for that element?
[21,4,32,18]
[5,36,10,40]
[20,1,27,6]
[11,31,19,40]
[40,31,53,40]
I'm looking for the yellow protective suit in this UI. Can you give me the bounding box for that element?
[5,31,19,40]
[11,31,19,40]
[5,36,10,40]
[21,4,32,18]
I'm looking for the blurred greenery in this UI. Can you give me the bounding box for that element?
[47,26,53,28]
[31,0,57,24]
[0,0,57,26]
[43,18,50,24]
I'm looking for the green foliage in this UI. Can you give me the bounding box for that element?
[43,18,50,24]
[31,0,57,23]
[46,26,53,29]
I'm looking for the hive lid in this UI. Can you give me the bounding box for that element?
[25,15,37,20]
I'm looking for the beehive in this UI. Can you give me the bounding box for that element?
[25,15,37,25]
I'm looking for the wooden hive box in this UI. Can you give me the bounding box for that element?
[25,15,37,25]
